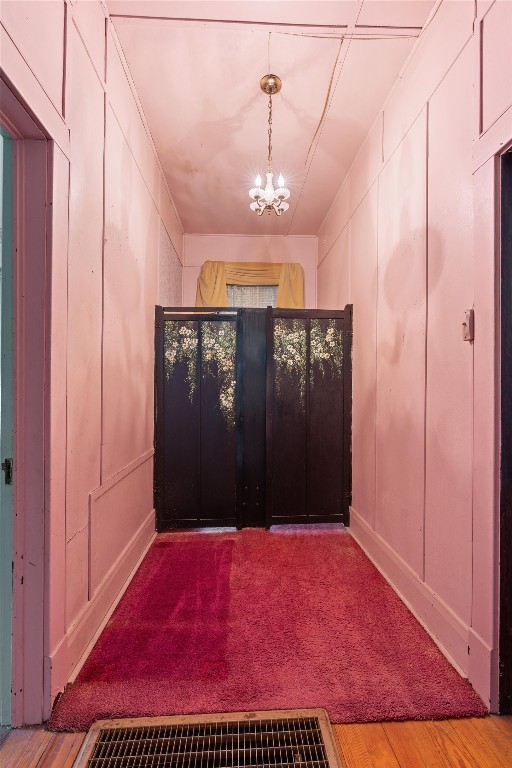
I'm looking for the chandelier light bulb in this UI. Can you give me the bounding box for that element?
[248,73,290,216]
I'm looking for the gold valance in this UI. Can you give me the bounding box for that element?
[195,261,305,308]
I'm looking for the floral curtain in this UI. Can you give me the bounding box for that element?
[195,261,305,308]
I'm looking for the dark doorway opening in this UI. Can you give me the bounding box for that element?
[500,148,512,713]
[154,306,352,530]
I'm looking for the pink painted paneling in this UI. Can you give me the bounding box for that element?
[65,23,104,620]
[159,176,184,262]
[89,456,153,596]
[471,158,499,707]
[106,30,160,207]
[47,145,69,653]
[315,0,511,710]
[102,106,159,480]
[316,226,349,309]
[0,26,69,154]
[318,182,350,265]
[317,114,382,264]
[348,115,383,222]
[375,110,427,577]
[383,0,474,161]
[159,222,183,306]
[424,42,474,623]
[1,1,184,722]
[65,529,90,629]
[288,38,413,236]
[349,186,378,529]
[183,235,317,308]
[0,0,65,115]
[71,0,107,83]
[481,0,512,132]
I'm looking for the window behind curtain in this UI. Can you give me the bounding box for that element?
[226,284,278,308]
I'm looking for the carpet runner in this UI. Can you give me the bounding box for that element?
[48,527,486,730]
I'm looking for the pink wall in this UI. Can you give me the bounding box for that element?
[1,0,183,722]
[183,235,317,308]
[317,0,512,709]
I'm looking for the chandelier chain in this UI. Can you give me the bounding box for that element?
[267,94,273,168]
[248,74,289,216]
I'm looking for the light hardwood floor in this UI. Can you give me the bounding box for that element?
[0,717,511,767]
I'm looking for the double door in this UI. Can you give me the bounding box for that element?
[154,306,352,529]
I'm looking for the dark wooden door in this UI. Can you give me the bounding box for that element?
[266,309,352,526]
[236,309,267,527]
[155,306,352,530]
[155,308,239,529]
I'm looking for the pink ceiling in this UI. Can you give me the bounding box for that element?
[108,1,435,235]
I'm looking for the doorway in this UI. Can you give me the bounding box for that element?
[0,130,14,726]
[0,75,52,725]
[500,147,512,713]
[154,306,352,530]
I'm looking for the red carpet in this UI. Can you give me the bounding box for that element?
[48,527,486,730]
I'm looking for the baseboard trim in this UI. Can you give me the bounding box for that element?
[350,507,470,677]
[47,509,156,711]
[468,627,496,710]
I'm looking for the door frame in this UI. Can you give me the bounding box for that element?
[0,128,14,725]
[0,74,52,725]
[499,145,512,713]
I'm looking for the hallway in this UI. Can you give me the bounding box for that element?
[1,0,512,735]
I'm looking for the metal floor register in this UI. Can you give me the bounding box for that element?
[73,709,344,768]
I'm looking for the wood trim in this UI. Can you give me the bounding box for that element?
[499,149,512,712]
[473,102,512,172]
[342,304,353,524]
[0,76,46,140]
[0,27,69,156]
[468,627,498,713]
[89,449,154,503]
[11,139,51,726]
[49,510,155,705]
[265,306,274,528]
[0,127,14,728]
[235,309,244,530]
[154,306,164,531]
[349,508,472,683]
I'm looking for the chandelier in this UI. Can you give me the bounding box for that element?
[249,74,290,216]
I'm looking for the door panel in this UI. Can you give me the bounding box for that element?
[162,319,200,526]
[269,317,308,522]
[237,310,267,528]
[267,310,351,526]
[157,312,238,529]
[199,319,237,525]
[308,318,345,519]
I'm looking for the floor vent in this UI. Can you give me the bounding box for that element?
[73,709,344,768]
